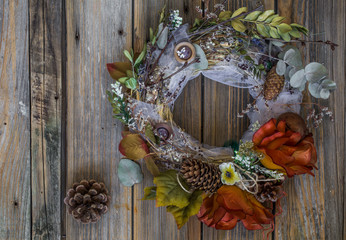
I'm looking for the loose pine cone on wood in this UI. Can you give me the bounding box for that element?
[253,175,284,203]
[263,66,285,101]
[64,180,111,223]
[180,158,222,194]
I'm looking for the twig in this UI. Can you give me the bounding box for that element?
[161,58,200,81]
[265,38,339,50]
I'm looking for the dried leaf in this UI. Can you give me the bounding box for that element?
[119,134,150,160]
[142,186,157,200]
[117,159,143,186]
[153,170,191,208]
[167,190,203,229]
[144,157,160,177]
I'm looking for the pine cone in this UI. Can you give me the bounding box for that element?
[263,66,285,101]
[64,180,110,223]
[254,175,284,203]
[180,158,222,194]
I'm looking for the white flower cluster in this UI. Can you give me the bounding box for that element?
[233,153,284,180]
[111,82,123,99]
[168,10,183,30]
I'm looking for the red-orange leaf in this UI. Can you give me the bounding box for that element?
[119,134,149,160]
[106,62,132,80]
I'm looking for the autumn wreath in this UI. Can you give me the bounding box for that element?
[105,4,336,233]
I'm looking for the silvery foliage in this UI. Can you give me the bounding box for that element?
[275,45,336,99]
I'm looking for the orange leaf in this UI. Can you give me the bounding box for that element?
[119,134,149,160]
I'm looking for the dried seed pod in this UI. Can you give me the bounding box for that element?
[174,42,196,63]
[263,67,285,101]
[277,112,308,138]
[155,123,173,140]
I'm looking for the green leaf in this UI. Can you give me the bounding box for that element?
[191,44,208,70]
[117,159,143,187]
[134,46,147,67]
[157,23,168,49]
[276,60,286,76]
[257,24,270,37]
[305,62,328,83]
[142,186,157,200]
[231,20,246,32]
[289,28,301,38]
[118,77,129,84]
[149,28,154,41]
[271,40,285,47]
[279,32,291,41]
[290,23,309,35]
[270,16,285,26]
[219,11,231,21]
[159,5,166,23]
[269,27,280,38]
[244,11,262,21]
[153,170,191,208]
[265,14,279,23]
[193,18,201,27]
[145,124,156,143]
[167,190,203,229]
[290,69,306,88]
[231,7,247,18]
[257,10,275,21]
[124,50,133,62]
[125,77,137,90]
[277,23,292,33]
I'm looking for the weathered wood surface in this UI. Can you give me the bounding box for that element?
[0,0,345,239]
[0,0,31,239]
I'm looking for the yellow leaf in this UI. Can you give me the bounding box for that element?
[167,190,203,229]
[231,7,247,18]
[142,186,157,200]
[219,11,231,21]
[153,170,191,208]
[119,134,150,160]
[231,20,246,32]
[144,156,160,177]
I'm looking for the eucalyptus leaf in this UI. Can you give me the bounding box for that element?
[117,159,143,187]
[284,48,302,67]
[299,82,306,91]
[290,69,306,88]
[191,44,208,70]
[276,60,286,76]
[125,77,137,90]
[157,23,168,49]
[319,88,330,99]
[257,10,275,21]
[320,79,337,90]
[308,82,321,98]
[271,41,285,47]
[305,62,328,83]
[244,11,262,21]
[285,65,293,80]
[289,67,300,78]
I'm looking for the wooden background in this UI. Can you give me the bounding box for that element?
[0,0,345,239]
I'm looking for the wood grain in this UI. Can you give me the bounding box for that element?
[29,1,63,239]
[0,0,31,239]
[65,1,133,239]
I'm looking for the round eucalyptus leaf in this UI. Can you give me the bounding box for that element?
[117,159,143,187]
[298,82,306,91]
[305,62,328,83]
[191,44,208,70]
[320,79,337,90]
[308,82,321,98]
[289,67,301,78]
[271,40,285,47]
[290,69,306,88]
[319,88,330,99]
[285,65,293,80]
[284,48,302,67]
[276,60,286,76]
[156,23,168,49]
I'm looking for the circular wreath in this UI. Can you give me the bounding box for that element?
[106,4,336,232]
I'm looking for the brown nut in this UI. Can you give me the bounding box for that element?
[174,42,196,63]
[155,123,174,140]
[277,112,308,138]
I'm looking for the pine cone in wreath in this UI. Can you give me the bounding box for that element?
[254,175,284,203]
[263,66,285,101]
[64,180,111,223]
[180,158,222,194]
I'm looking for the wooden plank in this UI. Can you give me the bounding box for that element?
[202,1,273,239]
[65,1,133,239]
[273,0,345,239]
[0,0,31,239]
[132,1,202,239]
[29,1,63,239]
